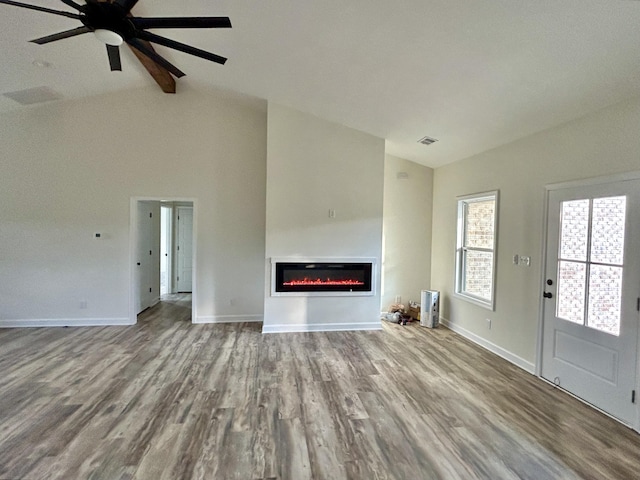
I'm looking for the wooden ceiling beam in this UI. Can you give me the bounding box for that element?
[120,7,176,94]
[126,40,176,94]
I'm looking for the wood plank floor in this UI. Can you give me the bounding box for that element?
[1,294,640,479]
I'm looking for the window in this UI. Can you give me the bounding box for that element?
[556,196,626,336]
[455,191,498,309]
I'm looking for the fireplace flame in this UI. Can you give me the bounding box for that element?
[283,277,365,286]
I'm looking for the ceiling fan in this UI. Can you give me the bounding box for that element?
[0,0,231,92]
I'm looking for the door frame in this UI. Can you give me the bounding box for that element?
[536,170,640,432]
[129,196,198,324]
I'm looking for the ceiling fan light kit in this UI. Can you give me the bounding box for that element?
[93,29,123,46]
[0,0,231,90]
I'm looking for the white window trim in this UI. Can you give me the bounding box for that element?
[455,190,499,311]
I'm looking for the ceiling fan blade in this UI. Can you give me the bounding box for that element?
[127,37,185,78]
[30,26,91,45]
[0,0,80,19]
[126,40,176,93]
[106,44,121,71]
[131,16,232,30]
[136,31,227,65]
[58,0,84,11]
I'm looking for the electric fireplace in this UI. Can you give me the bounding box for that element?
[271,258,375,296]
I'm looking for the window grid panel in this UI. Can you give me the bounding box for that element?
[590,196,626,266]
[559,199,589,262]
[463,250,493,301]
[464,200,495,249]
[587,265,623,336]
[557,260,586,324]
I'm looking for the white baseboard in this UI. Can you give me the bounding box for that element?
[194,314,263,324]
[262,322,382,334]
[0,317,134,328]
[440,317,535,374]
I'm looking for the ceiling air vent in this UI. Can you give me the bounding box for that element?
[3,86,63,106]
[418,135,438,146]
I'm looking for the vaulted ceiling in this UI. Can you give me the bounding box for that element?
[2,0,640,167]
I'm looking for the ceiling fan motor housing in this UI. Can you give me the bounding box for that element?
[81,2,135,40]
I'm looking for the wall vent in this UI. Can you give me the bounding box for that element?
[418,135,438,146]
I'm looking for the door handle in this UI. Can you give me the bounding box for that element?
[543,292,553,299]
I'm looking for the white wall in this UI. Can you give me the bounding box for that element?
[381,154,434,310]
[263,103,385,332]
[0,86,267,326]
[431,96,640,370]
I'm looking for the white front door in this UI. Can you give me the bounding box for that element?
[176,206,193,293]
[541,179,640,426]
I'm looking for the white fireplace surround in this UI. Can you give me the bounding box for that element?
[270,257,377,297]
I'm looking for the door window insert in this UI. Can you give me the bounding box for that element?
[556,196,626,335]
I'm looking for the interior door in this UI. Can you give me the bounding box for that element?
[160,205,172,295]
[176,206,193,293]
[541,179,640,426]
[135,201,161,314]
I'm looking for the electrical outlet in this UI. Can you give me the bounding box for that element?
[80,300,88,309]
[486,318,492,329]
[395,295,402,304]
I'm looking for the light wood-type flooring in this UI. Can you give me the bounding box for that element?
[1,294,640,479]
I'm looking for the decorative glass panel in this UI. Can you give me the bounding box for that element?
[560,199,589,262]
[465,200,495,249]
[463,250,493,300]
[557,260,586,324]
[587,265,622,336]
[590,196,626,266]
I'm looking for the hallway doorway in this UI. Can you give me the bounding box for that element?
[131,198,196,323]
